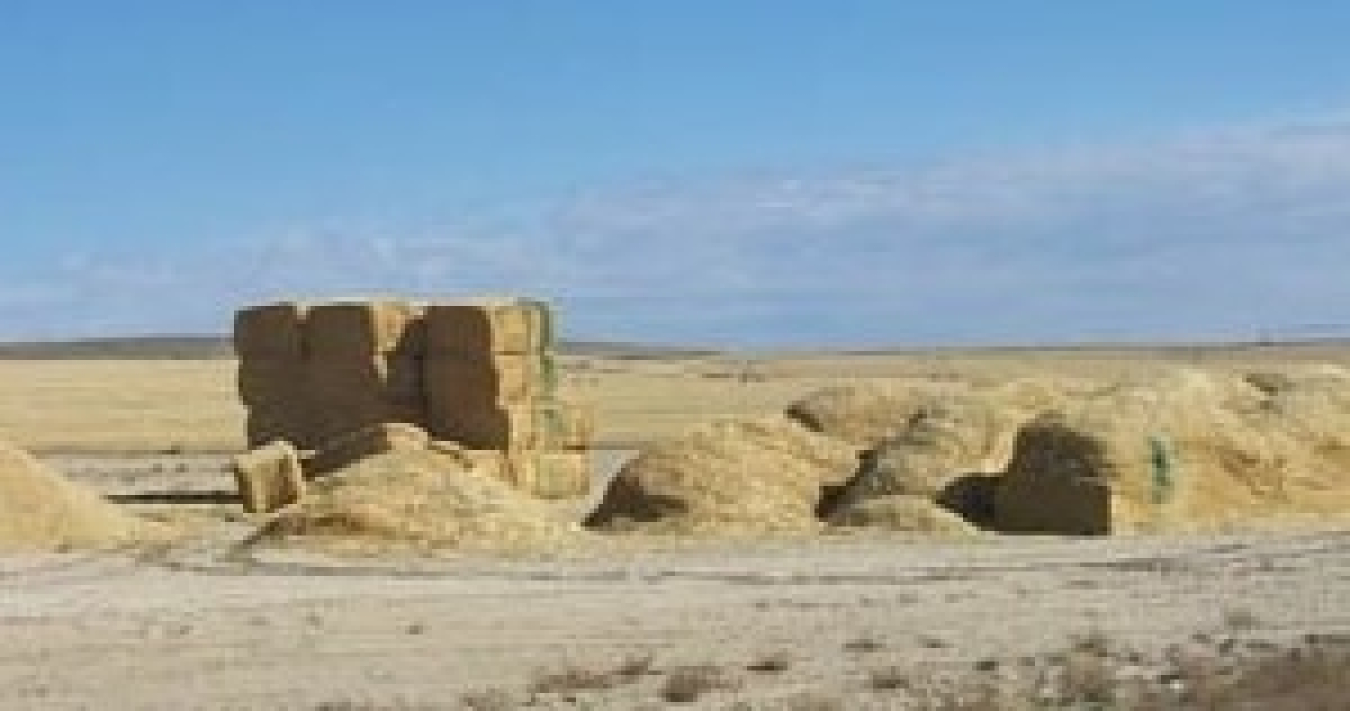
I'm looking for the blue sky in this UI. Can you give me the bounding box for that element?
[2,2,1349,345]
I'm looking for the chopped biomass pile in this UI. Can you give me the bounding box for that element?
[585,416,860,535]
[0,440,159,551]
[821,393,1015,525]
[785,380,974,448]
[827,494,983,539]
[256,447,582,554]
[996,368,1350,535]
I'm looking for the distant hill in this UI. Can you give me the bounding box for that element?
[0,336,235,360]
[1,334,1344,361]
[0,335,724,360]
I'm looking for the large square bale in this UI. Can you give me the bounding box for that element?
[424,400,543,450]
[423,298,552,356]
[422,352,550,409]
[304,300,425,356]
[234,302,307,360]
[305,355,404,444]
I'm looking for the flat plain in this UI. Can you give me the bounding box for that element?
[1,343,1348,708]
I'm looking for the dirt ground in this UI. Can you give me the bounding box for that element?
[1,454,1346,709]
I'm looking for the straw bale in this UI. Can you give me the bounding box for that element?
[829,494,983,538]
[585,416,860,534]
[236,356,306,408]
[541,397,596,451]
[524,450,592,500]
[233,440,307,513]
[233,301,307,360]
[422,352,549,407]
[424,398,544,450]
[306,422,432,476]
[994,368,1350,535]
[304,300,424,356]
[423,298,553,356]
[304,355,410,444]
[823,394,1016,527]
[0,440,157,550]
[245,407,313,451]
[255,447,580,553]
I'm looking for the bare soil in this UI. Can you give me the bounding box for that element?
[1,453,1345,709]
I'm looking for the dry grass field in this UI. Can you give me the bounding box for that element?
[1,343,1348,708]
[4,341,1346,452]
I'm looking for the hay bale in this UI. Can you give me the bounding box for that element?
[541,397,596,451]
[829,494,983,538]
[422,352,550,407]
[993,368,1349,535]
[234,301,307,360]
[255,448,579,553]
[526,450,593,500]
[233,440,307,513]
[237,357,312,448]
[0,441,156,550]
[306,422,432,476]
[303,300,424,356]
[824,395,1015,527]
[424,398,546,450]
[585,416,860,534]
[304,354,423,445]
[423,298,553,356]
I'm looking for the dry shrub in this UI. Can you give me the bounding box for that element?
[0,440,162,551]
[527,664,621,695]
[585,416,860,535]
[745,650,793,673]
[867,665,911,691]
[255,448,580,554]
[660,664,737,703]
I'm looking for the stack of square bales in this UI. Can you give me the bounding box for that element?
[233,297,591,499]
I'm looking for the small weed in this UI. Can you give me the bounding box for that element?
[527,665,618,695]
[843,636,885,653]
[660,664,736,703]
[746,650,792,673]
[868,666,911,691]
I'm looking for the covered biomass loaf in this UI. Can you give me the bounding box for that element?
[423,298,553,356]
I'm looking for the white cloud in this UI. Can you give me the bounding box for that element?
[4,115,1350,345]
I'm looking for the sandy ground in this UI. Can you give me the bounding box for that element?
[0,455,1346,709]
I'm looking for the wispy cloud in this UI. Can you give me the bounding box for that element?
[5,115,1350,345]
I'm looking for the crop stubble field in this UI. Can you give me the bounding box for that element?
[1,344,1348,708]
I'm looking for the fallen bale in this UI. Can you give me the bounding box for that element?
[585,416,860,535]
[0,441,158,551]
[233,440,307,513]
